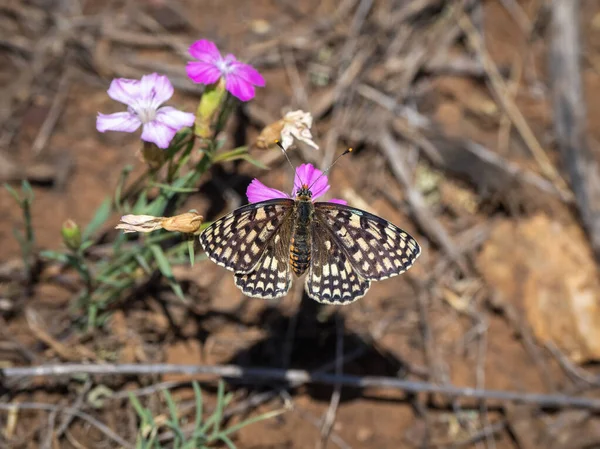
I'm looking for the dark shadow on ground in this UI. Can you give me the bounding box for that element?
[222,290,414,404]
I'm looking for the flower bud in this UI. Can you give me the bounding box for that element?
[61,219,82,251]
[140,142,166,169]
[195,78,227,139]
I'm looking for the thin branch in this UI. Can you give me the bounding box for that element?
[549,0,600,260]
[458,13,572,200]
[31,65,73,156]
[3,363,600,411]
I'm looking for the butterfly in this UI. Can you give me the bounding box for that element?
[199,161,421,304]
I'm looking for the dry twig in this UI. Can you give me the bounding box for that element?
[458,13,572,201]
[3,363,600,411]
[549,0,600,260]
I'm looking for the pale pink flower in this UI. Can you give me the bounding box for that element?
[247,163,346,205]
[97,73,195,149]
[186,40,265,101]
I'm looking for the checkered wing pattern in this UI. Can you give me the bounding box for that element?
[306,226,370,304]
[314,203,420,281]
[200,199,294,274]
[234,223,293,299]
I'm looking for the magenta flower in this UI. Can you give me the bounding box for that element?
[247,163,347,205]
[97,73,195,149]
[186,40,265,101]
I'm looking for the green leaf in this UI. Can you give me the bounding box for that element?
[148,182,198,193]
[129,393,153,425]
[149,244,173,277]
[193,382,203,433]
[132,191,148,214]
[218,434,236,449]
[21,180,34,201]
[82,198,112,241]
[87,303,97,330]
[40,250,69,263]
[4,183,21,204]
[212,146,248,163]
[79,240,96,252]
[163,389,183,448]
[149,244,184,300]
[187,238,195,267]
[211,381,225,438]
[115,165,133,209]
[220,407,287,437]
[135,254,152,275]
[240,154,269,170]
[163,389,180,429]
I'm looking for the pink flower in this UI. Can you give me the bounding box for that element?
[247,163,347,205]
[97,73,195,149]
[186,40,265,101]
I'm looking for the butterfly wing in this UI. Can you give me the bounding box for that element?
[200,199,294,274]
[314,202,420,281]
[305,223,371,304]
[234,221,293,299]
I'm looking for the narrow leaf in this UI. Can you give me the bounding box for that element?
[82,198,112,241]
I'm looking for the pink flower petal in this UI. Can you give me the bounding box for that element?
[247,179,289,203]
[189,40,222,62]
[225,73,256,101]
[107,78,142,105]
[186,61,222,85]
[293,163,329,200]
[141,121,177,149]
[231,61,265,87]
[139,73,173,108]
[155,107,195,130]
[325,198,347,205]
[96,112,142,133]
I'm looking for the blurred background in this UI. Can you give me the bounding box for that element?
[2,0,600,448]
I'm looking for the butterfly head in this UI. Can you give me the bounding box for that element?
[296,184,313,200]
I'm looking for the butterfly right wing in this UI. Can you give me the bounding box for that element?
[314,202,420,281]
[305,222,371,304]
[200,199,294,274]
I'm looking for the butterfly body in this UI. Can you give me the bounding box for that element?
[290,187,314,276]
[200,185,420,304]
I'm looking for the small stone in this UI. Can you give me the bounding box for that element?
[478,214,600,363]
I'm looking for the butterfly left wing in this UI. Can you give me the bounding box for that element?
[305,224,370,304]
[200,199,294,274]
[314,203,420,281]
[234,218,293,299]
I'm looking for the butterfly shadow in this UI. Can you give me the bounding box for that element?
[221,290,414,404]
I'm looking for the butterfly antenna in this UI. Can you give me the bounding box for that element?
[275,140,305,187]
[308,148,353,191]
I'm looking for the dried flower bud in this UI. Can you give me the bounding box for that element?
[161,212,203,233]
[255,120,285,150]
[116,215,164,233]
[116,212,203,234]
[255,110,318,151]
[61,219,82,251]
